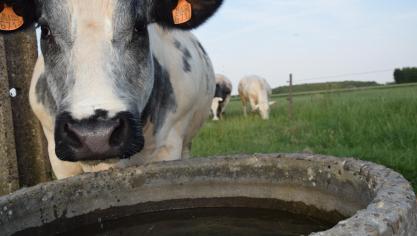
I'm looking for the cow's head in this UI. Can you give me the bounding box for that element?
[1,0,222,161]
[255,101,276,120]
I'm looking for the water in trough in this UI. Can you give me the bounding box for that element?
[22,207,337,236]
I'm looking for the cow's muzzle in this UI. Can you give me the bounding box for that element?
[54,110,143,162]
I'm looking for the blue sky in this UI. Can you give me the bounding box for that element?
[193,0,417,93]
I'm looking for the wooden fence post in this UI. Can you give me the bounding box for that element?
[2,28,52,187]
[0,36,20,195]
[287,73,293,120]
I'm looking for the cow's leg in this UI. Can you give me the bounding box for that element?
[217,104,223,120]
[180,110,208,159]
[211,105,219,121]
[211,97,222,121]
[248,94,259,112]
[220,96,231,119]
[222,96,230,114]
[249,95,258,112]
[181,141,192,159]
[44,129,83,179]
[152,129,184,162]
[241,98,248,116]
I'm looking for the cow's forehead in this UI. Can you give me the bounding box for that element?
[68,0,117,41]
[39,0,116,14]
[37,0,144,27]
[68,0,116,22]
[37,0,148,43]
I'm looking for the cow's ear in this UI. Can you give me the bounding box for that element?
[150,0,223,30]
[0,0,37,33]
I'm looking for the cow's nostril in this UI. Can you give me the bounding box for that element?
[110,118,125,147]
[64,123,82,148]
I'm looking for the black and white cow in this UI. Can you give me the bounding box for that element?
[1,0,223,179]
[211,74,232,120]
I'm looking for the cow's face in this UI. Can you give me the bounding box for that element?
[3,0,222,162]
[257,101,276,120]
[258,103,270,120]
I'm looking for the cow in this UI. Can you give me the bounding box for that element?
[211,74,232,120]
[238,75,276,120]
[0,0,223,179]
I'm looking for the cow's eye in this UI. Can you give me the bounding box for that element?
[134,22,146,34]
[40,24,51,39]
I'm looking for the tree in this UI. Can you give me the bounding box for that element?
[393,69,402,84]
[0,35,19,195]
[393,67,417,84]
[0,27,52,194]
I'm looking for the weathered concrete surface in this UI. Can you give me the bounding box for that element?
[0,154,415,235]
[0,37,20,196]
[3,28,52,186]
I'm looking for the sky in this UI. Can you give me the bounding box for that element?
[193,0,417,94]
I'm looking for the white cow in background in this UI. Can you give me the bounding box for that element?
[238,76,276,120]
[211,74,232,120]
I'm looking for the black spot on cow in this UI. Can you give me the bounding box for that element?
[182,48,192,72]
[196,40,208,56]
[189,38,213,93]
[174,40,182,50]
[142,57,177,134]
[174,39,192,72]
[35,74,57,114]
[191,38,210,67]
[215,83,232,101]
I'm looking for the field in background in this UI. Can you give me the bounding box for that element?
[191,85,417,191]
[272,80,380,94]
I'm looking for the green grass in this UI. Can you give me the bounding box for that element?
[192,86,417,191]
[272,80,380,94]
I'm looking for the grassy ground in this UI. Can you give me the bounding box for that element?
[191,86,417,191]
[272,80,379,94]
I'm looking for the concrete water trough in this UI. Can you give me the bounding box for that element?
[0,153,416,235]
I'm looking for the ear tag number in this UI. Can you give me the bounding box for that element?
[172,0,192,25]
[0,5,24,31]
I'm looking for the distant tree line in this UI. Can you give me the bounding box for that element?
[394,67,417,84]
[272,81,379,94]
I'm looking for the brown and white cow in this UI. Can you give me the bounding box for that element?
[238,75,275,120]
[1,0,223,179]
[211,74,232,121]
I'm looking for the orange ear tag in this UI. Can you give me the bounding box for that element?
[172,0,192,25]
[0,5,24,31]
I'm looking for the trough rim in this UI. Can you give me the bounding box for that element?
[0,153,416,236]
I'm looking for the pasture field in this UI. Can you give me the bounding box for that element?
[191,85,417,191]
